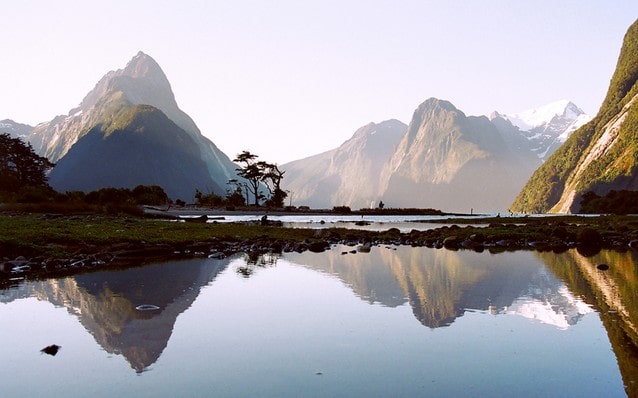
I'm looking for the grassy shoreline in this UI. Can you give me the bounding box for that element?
[2,212,638,255]
[2,212,638,281]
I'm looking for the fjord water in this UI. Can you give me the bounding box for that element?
[1,247,635,397]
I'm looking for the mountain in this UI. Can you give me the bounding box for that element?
[511,19,638,213]
[282,119,407,209]
[283,98,542,212]
[48,104,220,199]
[0,119,34,139]
[379,98,539,213]
[288,247,590,330]
[490,100,591,161]
[4,258,231,373]
[29,51,237,199]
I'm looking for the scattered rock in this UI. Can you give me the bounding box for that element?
[136,304,160,311]
[578,228,603,247]
[308,241,329,253]
[443,236,459,249]
[41,344,61,356]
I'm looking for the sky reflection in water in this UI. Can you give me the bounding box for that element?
[0,246,629,397]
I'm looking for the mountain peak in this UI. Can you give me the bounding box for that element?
[417,97,458,113]
[350,119,407,140]
[409,98,464,128]
[122,51,167,82]
[505,100,586,131]
[490,99,591,162]
[71,51,173,117]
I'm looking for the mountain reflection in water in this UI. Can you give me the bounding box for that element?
[2,258,230,373]
[539,249,638,397]
[2,246,637,396]
[289,246,592,329]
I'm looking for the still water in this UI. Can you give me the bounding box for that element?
[178,212,575,232]
[1,246,636,397]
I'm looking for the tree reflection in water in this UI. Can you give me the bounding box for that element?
[237,252,280,277]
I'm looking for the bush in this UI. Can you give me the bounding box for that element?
[578,227,602,246]
[580,190,638,214]
[132,185,169,205]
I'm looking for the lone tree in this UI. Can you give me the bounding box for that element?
[233,151,287,207]
[234,151,262,206]
[0,133,54,195]
[261,162,287,207]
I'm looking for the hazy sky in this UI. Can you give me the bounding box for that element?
[2,1,637,164]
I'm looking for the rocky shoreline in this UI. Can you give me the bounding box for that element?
[3,215,638,284]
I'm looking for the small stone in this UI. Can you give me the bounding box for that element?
[41,344,61,356]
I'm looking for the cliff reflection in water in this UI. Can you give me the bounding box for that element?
[290,246,592,329]
[539,249,638,397]
[21,258,229,373]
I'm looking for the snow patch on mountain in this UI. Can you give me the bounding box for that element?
[505,100,583,130]
[506,285,592,330]
[491,100,592,161]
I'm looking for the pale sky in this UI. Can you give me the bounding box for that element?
[2,1,637,164]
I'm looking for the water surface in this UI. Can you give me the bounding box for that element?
[1,246,634,397]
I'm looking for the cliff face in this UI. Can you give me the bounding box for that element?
[379,98,538,212]
[512,19,638,213]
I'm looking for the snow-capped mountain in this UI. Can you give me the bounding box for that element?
[491,100,591,161]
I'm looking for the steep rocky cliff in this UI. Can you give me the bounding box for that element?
[511,19,638,213]
[379,98,538,212]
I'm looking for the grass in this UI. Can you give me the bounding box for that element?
[0,214,318,258]
[3,212,638,260]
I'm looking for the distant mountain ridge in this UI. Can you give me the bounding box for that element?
[491,100,591,161]
[283,120,407,209]
[283,98,548,212]
[0,119,33,139]
[1,51,598,209]
[23,52,238,200]
[511,18,638,213]
[379,98,539,212]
